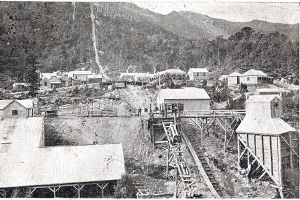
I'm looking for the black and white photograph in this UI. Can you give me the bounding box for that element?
[0,1,299,198]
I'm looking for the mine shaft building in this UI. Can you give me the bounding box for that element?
[236,95,299,198]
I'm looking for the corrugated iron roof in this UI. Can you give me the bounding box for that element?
[88,74,103,79]
[228,72,242,77]
[158,69,186,75]
[41,73,54,79]
[188,68,209,73]
[247,95,281,103]
[242,69,267,77]
[0,117,125,188]
[68,71,93,77]
[49,76,61,84]
[255,88,281,93]
[17,99,34,109]
[158,87,210,100]
[0,99,33,110]
[236,117,296,135]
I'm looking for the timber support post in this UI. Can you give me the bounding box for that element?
[0,189,6,198]
[48,186,60,198]
[73,184,85,198]
[97,182,109,198]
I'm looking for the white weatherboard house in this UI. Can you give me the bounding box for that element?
[157,87,211,111]
[120,73,141,82]
[0,99,35,119]
[69,71,93,85]
[236,95,298,193]
[88,74,102,84]
[40,76,61,89]
[187,68,209,81]
[226,69,273,86]
[240,69,272,85]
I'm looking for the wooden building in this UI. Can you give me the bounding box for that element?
[0,99,35,119]
[187,68,209,81]
[40,76,61,90]
[88,74,102,84]
[69,71,93,86]
[227,72,242,85]
[236,95,299,198]
[240,69,273,85]
[157,87,211,113]
[0,116,125,198]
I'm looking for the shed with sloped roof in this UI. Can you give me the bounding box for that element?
[157,87,211,111]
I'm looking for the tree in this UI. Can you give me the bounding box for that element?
[212,81,231,102]
[26,56,39,97]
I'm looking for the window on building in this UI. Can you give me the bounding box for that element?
[274,102,279,108]
[44,82,47,86]
[75,76,78,79]
[203,73,206,76]
[196,73,199,76]
[247,77,250,81]
[12,110,18,115]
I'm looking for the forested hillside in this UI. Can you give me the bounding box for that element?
[0,2,298,88]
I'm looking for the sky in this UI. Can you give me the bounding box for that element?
[133,1,299,24]
[16,0,299,24]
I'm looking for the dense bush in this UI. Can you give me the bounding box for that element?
[0,2,298,87]
[114,175,137,198]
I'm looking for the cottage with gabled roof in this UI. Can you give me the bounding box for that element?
[40,76,61,90]
[240,69,273,85]
[0,99,35,119]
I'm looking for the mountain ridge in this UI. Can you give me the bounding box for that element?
[0,2,298,88]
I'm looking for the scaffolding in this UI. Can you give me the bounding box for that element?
[150,104,245,151]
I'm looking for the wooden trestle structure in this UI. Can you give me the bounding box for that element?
[162,120,196,197]
[148,103,246,198]
[149,102,299,198]
[0,181,112,198]
[150,103,246,151]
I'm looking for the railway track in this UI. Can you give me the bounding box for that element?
[181,123,223,198]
